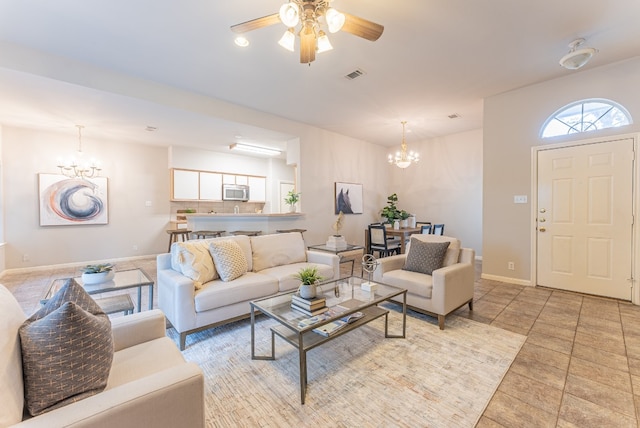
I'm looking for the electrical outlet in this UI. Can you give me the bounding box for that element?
[514,195,527,204]
[508,262,515,270]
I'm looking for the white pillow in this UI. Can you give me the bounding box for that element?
[251,232,306,272]
[171,240,218,289]
[0,285,27,426]
[209,240,249,282]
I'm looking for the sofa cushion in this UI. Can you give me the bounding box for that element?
[171,240,218,289]
[209,239,249,282]
[0,284,27,426]
[408,234,461,267]
[250,232,307,273]
[195,272,278,312]
[19,279,114,416]
[403,238,450,275]
[260,262,336,292]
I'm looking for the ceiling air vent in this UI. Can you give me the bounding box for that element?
[345,69,366,80]
[448,113,461,119]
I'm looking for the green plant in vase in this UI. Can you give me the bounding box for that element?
[293,266,324,299]
[380,193,401,224]
[284,190,301,213]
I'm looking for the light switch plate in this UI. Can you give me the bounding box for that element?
[514,195,527,204]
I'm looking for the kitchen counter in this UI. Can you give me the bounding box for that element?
[184,212,305,235]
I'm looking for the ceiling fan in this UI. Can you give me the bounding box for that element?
[230,0,384,64]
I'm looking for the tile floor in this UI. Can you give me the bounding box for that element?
[4,257,640,427]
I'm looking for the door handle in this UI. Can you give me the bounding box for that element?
[540,208,546,213]
[539,218,546,222]
[539,227,546,232]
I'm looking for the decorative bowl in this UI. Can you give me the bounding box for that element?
[81,271,115,285]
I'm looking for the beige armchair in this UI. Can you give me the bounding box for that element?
[373,234,475,329]
[1,283,205,428]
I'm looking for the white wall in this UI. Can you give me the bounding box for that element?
[392,129,483,256]
[483,57,640,282]
[2,127,169,268]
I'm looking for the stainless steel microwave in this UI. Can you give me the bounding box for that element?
[222,184,250,201]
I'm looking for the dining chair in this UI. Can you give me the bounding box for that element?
[432,224,445,235]
[420,224,432,234]
[368,224,401,258]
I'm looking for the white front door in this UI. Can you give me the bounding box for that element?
[536,138,634,300]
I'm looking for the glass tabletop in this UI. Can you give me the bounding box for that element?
[307,244,364,254]
[251,276,405,332]
[43,268,153,302]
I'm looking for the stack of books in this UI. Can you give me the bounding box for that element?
[290,293,328,316]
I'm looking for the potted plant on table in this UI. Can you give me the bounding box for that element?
[81,263,115,285]
[380,193,400,225]
[284,190,301,213]
[293,266,324,299]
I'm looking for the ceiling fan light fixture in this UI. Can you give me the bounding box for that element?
[316,30,333,53]
[325,7,345,33]
[278,28,295,52]
[560,38,597,70]
[279,2,300,28]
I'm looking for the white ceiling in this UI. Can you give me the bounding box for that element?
[0,0,638,153]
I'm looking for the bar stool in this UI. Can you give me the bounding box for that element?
[229,230,261,236]
[276,228,307,239]
[192,230,225,239]
[166,229,192,252]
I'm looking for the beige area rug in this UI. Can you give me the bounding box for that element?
[167,308,525,428]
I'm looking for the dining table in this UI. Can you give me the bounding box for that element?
[364,226,422,255]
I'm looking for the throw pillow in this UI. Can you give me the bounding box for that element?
[209,239,249,282]
[171,240,219,289]
[19,279,113,416]
[402,238,450,275]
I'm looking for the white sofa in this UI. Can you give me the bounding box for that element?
[157,232,340,349]
[373,234,475,329]
[0,284,205,428]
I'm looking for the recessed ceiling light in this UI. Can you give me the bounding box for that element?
[234,36,249,47]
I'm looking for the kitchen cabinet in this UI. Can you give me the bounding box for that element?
[248,176,266,202]
[172,169,199,200]
[200,172,222,200]
[171,168,265,202]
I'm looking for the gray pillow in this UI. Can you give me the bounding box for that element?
[19,279,113,416]
[402,238,450,275]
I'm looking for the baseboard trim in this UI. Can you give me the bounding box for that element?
[481,273,532,287]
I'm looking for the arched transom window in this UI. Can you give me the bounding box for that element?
[541,99,632,138]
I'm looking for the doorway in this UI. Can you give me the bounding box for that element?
[535,137,635,300]
[279,181,294,213]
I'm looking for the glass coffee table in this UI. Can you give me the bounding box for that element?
[250,276,407,404]
[41,268,154,313]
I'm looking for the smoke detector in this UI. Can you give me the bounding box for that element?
[559,38,597,70]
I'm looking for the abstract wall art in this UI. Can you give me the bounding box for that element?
[334,182,363,214]
[39,174,109,226]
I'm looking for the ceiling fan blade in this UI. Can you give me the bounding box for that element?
[299,26,316,64]
[341,13,384,41]
[230,13,281,34]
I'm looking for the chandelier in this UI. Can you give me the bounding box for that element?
[388,121,419,169]
[56,125,102,179]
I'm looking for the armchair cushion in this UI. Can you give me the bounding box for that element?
[209,239,248,282]
[403,239,450,275]
[19,279,113,416]
[0,284,26,426]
